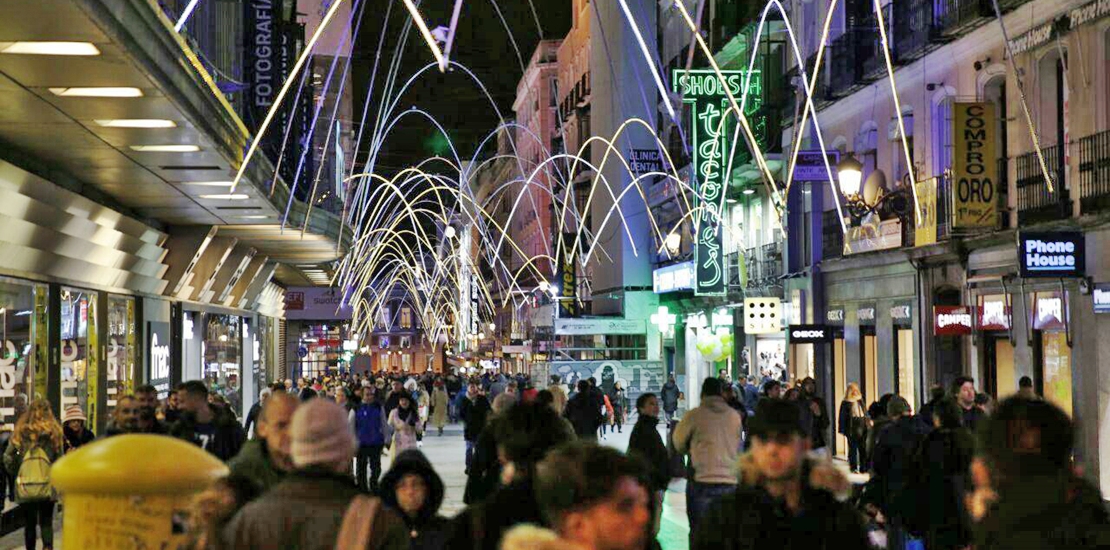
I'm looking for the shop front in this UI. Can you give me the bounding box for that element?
[976,293,1015,399]
[59,287,98,428]
[284,287,353,379]
[0,277,47,429]
[106,295,137,418]
[182,309,244,419]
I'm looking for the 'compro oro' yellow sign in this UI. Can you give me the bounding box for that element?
[63,494,190,549]
[952,102,999,229]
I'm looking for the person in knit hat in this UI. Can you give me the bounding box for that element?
[222,398,409,550]
[61,405,95,453]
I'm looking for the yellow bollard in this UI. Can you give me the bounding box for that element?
[51,434,229,549]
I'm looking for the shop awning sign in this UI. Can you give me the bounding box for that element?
[934,306,973,335]
[555,318,645,336]
[653,261,695,293]
[826,306,845,325]
[978,295,1011,330]
[788,324,831,343]
[1034,292,1067,330]
[744,297,782,334]
[1019,232,1085,278]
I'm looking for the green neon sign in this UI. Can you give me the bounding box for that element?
[672,69,762,296]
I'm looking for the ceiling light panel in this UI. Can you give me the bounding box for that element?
[95,119,176,128]
[0,42,100,56]
[130,145,200,152]
[49,87,142,97]
[199,194,249,200]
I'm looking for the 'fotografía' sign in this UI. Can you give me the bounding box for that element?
[788,325,831,343]
[934,306,973,336]
[1019,232,1085,278]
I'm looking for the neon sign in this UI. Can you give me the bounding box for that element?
[673,69,762,296]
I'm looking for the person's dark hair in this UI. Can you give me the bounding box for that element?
[932,397,962,429]
[886,395,911,417]
[576,380,590,393]
[762,380,781,396]
[588,377,597,387]
[636,393,657,412]
[299,388,318,402]
[550,374,561,384]
[1019,376,1034,389]
[136,384,157,396]
[701,377,724,398]
[534,443,649,527]
[536,390,555,407]
[928,385,946,403]
[748,400,806,439]
[177,380,208,399]
[784,388,800,401]
[494,402,573,472]
[979,397,1073,480]
[952,376,975,395]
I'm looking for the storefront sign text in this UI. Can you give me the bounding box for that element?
[284,287,354,320]
[628,149,667,176]
[1009,19,1058,55]
[792,150,840,183]
[1019,232,1085,278]
[147,322,172,398]
[653,261,695,294]
[1035,293,1067,330]
[979,295,1011,330]
[934,306,973,335]
[555,232,579,317]
[1094,284,1110,314]
[0,341,17,428]
[857,306,876,324]
[952,103,998,229]
[890,304,913,322]
[1070,0,1110,27]
[826,307,845,324]
[744,297,782,334]
[555,318,645,336]
[788,325,831,343]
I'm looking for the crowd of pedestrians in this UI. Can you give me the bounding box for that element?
[0,365,1106,550]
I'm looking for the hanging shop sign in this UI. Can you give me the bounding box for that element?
[915,177,938,246]
[284,287,353,320]
[1034,292,1068,331]
[890,302,913,324]
[555,318,645,336]
[934,306,973,335]
[952,103,999,229]
[792,150,840,183]
[629,149,667,176]
[554,232,579,317]
[857,305,876,325]
[673,69,762,295]
[1094,284,1110,314]
[147,322,171,399]
[788,324,831,343]
[653,261,695,293]
[978,295,1012,330]
[826,306,845,325]
[1018,232,1085,278]
[744,297,782,334]
[845,219,902,255]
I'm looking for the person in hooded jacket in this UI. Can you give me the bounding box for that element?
[660,376,681,424]
[381,450,450,550]
[60,405,95,453]
[564,380,603,441]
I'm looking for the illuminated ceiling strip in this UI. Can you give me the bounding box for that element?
[872,0,922,224]
[230,0,347,193]
[400,0,448,71]
[174,0,202,32]
[617,0,676,121]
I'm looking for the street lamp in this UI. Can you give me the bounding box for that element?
[538,280,550,294]
[837,153,912,223]
[665,233,681,256]
[444,226,456,239]
[837,154,863,198]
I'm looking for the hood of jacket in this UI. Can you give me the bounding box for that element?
[380,449,445,526]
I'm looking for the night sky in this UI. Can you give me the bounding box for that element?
[351,0,571,175]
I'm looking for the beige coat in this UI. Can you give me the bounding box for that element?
[548,383,568,414]
[672,396,743,484]
[431,387,449,428]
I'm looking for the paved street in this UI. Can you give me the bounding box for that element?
[0,420,690,550]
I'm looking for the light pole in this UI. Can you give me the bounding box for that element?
[837,153,913,224]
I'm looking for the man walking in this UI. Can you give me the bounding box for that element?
[228,392,298,495]
[459,382,491,472]
[660,375,681,424]
[564,380,604,441]
[170,381,245,461]
[628,393,670,537]
[953,376,986,430]
[673,378,743,540]
[350,385,389,493]
[872,395,928,550]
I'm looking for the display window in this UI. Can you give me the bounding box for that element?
[107,296,136,416]
[60,287,97,424]
[0,278,46,429]
[203,313,242,418]
[295,323,347,379]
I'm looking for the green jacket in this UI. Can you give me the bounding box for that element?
[227,439,287,495]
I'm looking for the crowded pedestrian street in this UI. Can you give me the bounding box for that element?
[4,0,1110,548]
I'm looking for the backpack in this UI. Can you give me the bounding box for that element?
[16,446,54,501]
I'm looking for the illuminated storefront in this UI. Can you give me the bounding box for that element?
[0,278,47,429]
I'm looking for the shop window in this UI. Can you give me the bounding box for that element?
[402,354,412,372]
[106,296,136,416]
[60,288,97,424]
[401,307,412,329]
[203,313,242,418]
[401,336,411,349]
[0,278,46,429]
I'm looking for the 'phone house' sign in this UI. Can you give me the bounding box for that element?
[1019,232,1085,278]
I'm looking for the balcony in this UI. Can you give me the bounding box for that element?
[1078,129,1110,212]
[893,0,939,62]
[745,241,784,291]
[859,7,889,81]
[935,0,992,36]
[1015,145,1069,225]
[828,31,864,98]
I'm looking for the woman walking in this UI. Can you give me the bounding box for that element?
[4,400,63,550]
[389,395,424,461]
[838,383,867,473]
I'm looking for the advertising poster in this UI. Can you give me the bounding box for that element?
[915,177,937,246]
[952,102,998,229]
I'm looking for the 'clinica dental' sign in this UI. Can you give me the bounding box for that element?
[1019,232,1085,278]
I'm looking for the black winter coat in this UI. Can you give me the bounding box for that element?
[169,405,246,462]
[977,474,1110,550]
[564,393,602,438]
[692,473,870,550]
[628,414,669,491]
[459,396,491,441]
[913,427,975,549]
[871,415,928,517]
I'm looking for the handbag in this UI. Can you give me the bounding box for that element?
[335,495,381,550]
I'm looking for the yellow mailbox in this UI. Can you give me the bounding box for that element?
[51,434,228,549]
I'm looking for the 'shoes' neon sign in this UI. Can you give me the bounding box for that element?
[673,69,762,296]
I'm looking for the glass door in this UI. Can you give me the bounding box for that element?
[107,296,136,418]
[0,278,47,429]
[60,287,97,423]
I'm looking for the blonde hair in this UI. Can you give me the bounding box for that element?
[845,383,862,402]
[12,399,63,453]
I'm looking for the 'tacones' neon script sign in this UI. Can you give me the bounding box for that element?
[673,69,762,296]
